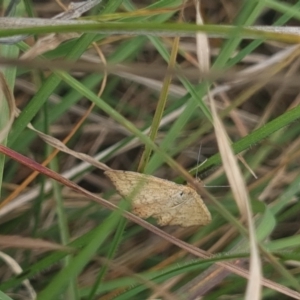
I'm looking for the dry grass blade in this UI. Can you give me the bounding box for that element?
[194,0,210,75]
[0,235,72,252]
[0,72,15,143]
[20,0,102,59]
[0,251,36,300]
[209,92,262,299]
[0,0,102,44]
[25,118,110,172]
[21,32,80,60]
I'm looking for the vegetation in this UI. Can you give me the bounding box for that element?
[1,0,300,299]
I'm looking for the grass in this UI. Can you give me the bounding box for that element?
[1,0,300,299]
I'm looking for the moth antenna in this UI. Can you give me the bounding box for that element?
[195,144,229,188]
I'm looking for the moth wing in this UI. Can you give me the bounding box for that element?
[105,170,211,227]
[104,170,174,204]
[105,170,153,200]
[105,170,178,218]
[105,170,180,204]
[154,187,211,227]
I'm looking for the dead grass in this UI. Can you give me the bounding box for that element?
[1,0,300,299]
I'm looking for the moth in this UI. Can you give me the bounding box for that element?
[105,170,211,227]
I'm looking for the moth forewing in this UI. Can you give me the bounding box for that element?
[104,170,150,202]
[104,170,211,227]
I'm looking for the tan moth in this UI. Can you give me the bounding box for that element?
[104,170,211,227]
